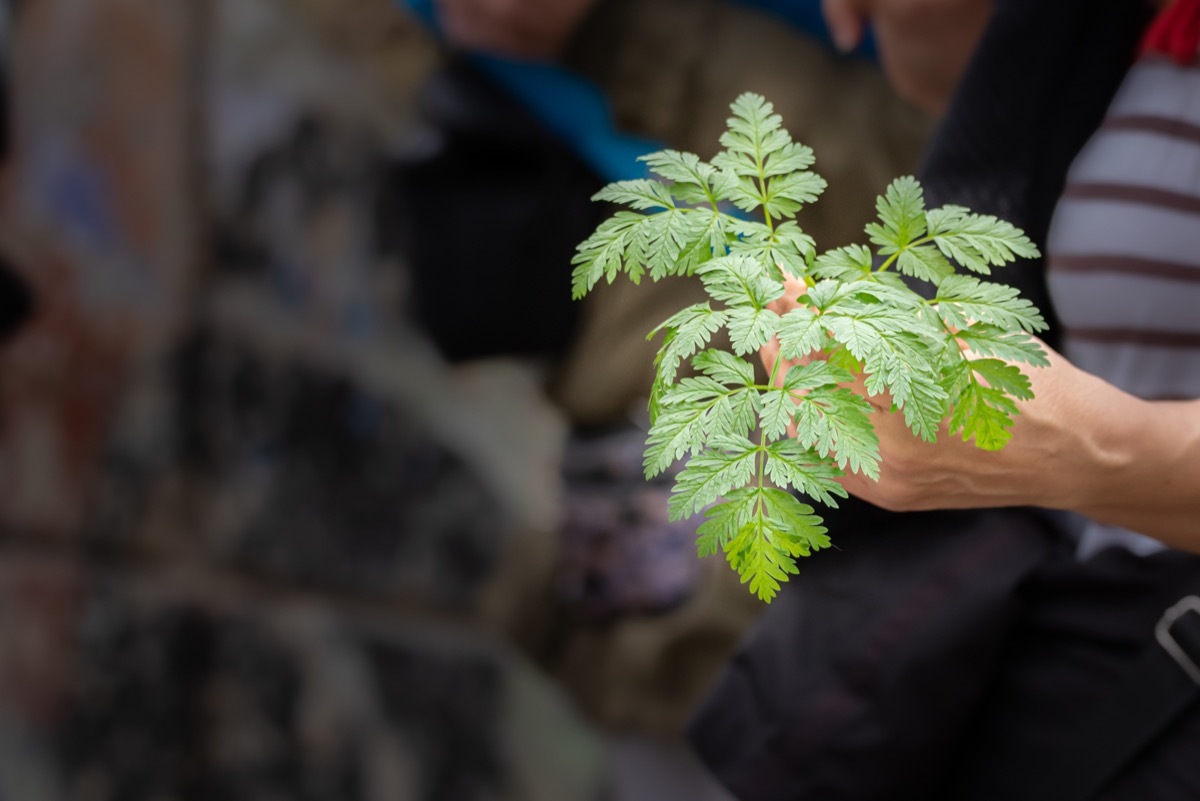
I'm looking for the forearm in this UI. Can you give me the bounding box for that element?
[1069,394,1200,553]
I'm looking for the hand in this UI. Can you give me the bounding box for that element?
[831,342,1105,513]
[437,0,602,61]
[821,0,993,114]
[765,321,1123,513]
[764,319,1200,552]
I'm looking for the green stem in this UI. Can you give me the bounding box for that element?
[767,349,786,388]
[754,144,774,235]
[756,348,787,519]
[875,234,935,274]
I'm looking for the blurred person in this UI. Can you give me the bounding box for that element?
[691,0,1200,799]
[820,0,992,113]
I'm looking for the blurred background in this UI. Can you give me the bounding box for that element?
[0,0,931,798]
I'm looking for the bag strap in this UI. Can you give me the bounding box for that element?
[1036,594,1200,801]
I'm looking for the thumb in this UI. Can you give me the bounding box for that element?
[821,0,865,53]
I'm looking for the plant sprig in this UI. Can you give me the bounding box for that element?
[572,93,1047,602]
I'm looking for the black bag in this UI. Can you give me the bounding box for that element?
[687,504,1057,800]
[689,504,1200,801]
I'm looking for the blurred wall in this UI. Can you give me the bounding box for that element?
[0,2,608,799]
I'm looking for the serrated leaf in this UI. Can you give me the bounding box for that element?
[968,358,1034,400]
[644,400,717,478]
[761,488,830,556]
[764,439,848,506]
[643,208,722,280]
[896,243,955,284]
[660,376,732,406]
[759,388,798,441]
[640,150,721,205]
[727,306,781,355]
[723,174,767,215]
[926,205,1041,275]
[935,275,1048,333]
[763,141,817,177]
[783,361,854,391]
[650,303,728,389]
[668,443,760,520]
[813,244,874,281]
[764,171,828,220]
[867,176,928,253]
[726,516,798,603]
[696,488,760,556]
[838,279,927,312]
[793,386,880,479]
[729,220,815,279]
[692,349,756,386]
[821,309,947,442]
[593,179,676,211]
[955,323,1050,366]
[698,256,784,309]
[822,313,886,362]
[948,375,1019,450]
[675,207,729,276]
[713,93,790,178]
[892,369,949,443]
[571,212,643,298]
[713,389,762,441]
[776,307,826,360]
[804,278,899,313]
[645,392,755,479]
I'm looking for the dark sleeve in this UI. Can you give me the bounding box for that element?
[918,0,1156,350]
[0,4,35,339]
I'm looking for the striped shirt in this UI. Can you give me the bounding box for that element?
[1046,57,1200,558]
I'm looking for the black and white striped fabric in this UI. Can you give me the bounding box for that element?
[1047,56,1200,558]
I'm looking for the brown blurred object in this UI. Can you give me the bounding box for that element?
[0,0,201,537]
[290,0,439,121]
[821,0,994,114]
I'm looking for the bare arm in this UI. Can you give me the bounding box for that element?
[829,346,1200,553]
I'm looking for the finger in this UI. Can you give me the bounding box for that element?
[821,0,866,53]
[437,0,532,56]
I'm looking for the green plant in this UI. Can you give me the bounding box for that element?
[571,93,1047,602]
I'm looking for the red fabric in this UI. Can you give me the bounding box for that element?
[1140,0,1200,64]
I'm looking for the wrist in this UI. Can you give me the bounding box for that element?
[1023,365,1141,514]
[1068,390,1195,523]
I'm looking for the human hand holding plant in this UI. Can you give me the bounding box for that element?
[572,93,1048,601]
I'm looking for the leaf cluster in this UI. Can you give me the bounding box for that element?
[572,93,1046,602]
